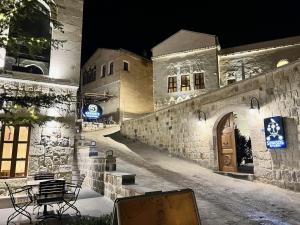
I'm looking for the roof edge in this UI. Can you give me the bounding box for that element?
[151,29,216,51]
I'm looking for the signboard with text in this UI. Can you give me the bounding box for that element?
[264,116,287,149]
[82,104,102,120]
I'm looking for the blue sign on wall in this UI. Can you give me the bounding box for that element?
[264,116,287,149]
[82,104,102,120]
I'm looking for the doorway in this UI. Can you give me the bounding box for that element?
[217,112,253,173]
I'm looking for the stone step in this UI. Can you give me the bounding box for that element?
[106,172,136,185]
[214,171,254,181]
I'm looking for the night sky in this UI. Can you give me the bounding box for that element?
[81,1,300,65]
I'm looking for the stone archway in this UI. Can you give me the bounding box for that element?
[212,106,254,174]
[217,112,237,172]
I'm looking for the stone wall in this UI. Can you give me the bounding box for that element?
[49,0,83,83]
[153,48,219,111]
[219,44,300,87]
[0,75,77,195]
[104,172,159,201]
[119,51,153,121]
[76,146,106,194]
[81,49,153,122]
[82,122,104,132]
[121,60,300,191]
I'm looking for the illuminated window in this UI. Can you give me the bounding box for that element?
[181,75,191,91]
[101,65,106,77]
[194,73,205,90]
[276,59,289,68]
[123,61,129,71]
[168,77,177,93]
[0,125,30,178]
[109,62,114,75]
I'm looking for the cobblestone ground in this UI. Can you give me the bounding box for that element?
[84,126,300,225]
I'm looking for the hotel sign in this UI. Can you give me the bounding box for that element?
[82,104,102,120]
[264,116,287,149]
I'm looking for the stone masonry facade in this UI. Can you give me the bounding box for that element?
[0,76,77,196]
[219,43,300,87]
[152,30,300,111]
[121,60,300,192]
[76,146,106,194]
[81,49,153,122]
[153,48,219,110]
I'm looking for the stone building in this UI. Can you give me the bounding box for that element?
[153,30,300,110]
[152,30,219,111]
[219,36,300,87]
[121,30,300,191]
[0,0,83,195]
[122,59,300,192]
[81,48,153,122]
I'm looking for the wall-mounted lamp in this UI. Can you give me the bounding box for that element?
[250,97,260,110]
[198,110,206,121]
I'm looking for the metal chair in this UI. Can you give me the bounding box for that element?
[32,172,55,215]
[34,172,55,180]
[61,174,86,216]
[5,182,33,225]
[35,180,66,221]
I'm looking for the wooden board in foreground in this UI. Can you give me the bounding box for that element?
[114,189,201,225]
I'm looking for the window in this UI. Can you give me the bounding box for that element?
[168,77,177,93]
[123,61,129,71]
[6,2,51,75]
[101,65,106,77]
[82,66,96,85]
[0,125,30,178]
[109,62,114,75]
[194,73,205,89]
[277,59,289,68]
[181,75,190,91]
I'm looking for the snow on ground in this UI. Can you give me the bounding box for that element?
[84,126,300,225]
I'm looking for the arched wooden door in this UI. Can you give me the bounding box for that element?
[217,113,237,172]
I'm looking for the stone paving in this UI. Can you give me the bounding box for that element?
[85,126,300,225]
[0,189,113,225]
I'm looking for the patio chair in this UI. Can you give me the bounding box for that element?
[35,180,66,221]
[4,182,33,225]
[34,172,55,180]
[60,174,86,216]
[32,172,55,215]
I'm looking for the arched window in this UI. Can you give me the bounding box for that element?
[276,59,289,68]
[25,65,44,74]
[5,1,52,75]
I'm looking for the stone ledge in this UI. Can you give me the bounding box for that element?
[105,171,136,185]
[123,184,161,195]
[214,171,254,181]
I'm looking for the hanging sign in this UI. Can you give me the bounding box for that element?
[82,104,102,120]
[264,116,287,149]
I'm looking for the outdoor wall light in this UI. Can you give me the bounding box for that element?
[250,97,260,110]
[198,110,206,121]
